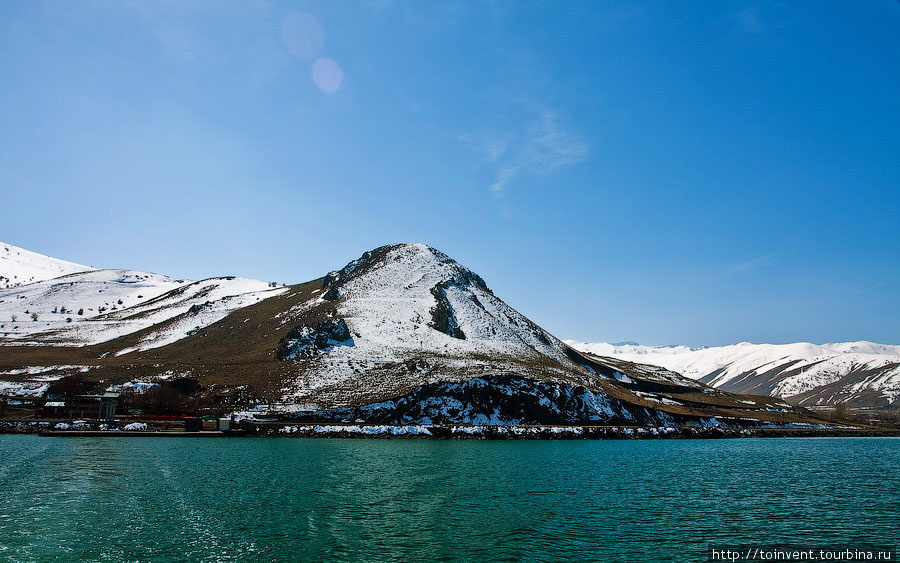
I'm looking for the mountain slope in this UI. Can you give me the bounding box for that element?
[277,243,579,405]
[1,241,94,288]
[0,243,819,426]
[565,341,900,407]
[0,263,286,348]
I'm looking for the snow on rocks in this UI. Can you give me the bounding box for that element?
[277,319,354,359]
[103,380,160,394]
[277,424,433,436]
[0,381,50,398]
[258,423,794,440]
[274,374,687,428]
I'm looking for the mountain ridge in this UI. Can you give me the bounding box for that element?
[566,340,900,407]
[0,239,287,349]
[0,241,836,425]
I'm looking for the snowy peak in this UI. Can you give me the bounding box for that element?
[324,244,490,295]
[823,341,900,355]
[565,340,900,406]
[324,244,553,354]
[0,241,94,288]
[285,243,569,397]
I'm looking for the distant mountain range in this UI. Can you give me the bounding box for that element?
[0,241,867,425]
[565,341,900,408]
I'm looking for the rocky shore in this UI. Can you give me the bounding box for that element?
[266,423,900,439]
[3,419,898,439]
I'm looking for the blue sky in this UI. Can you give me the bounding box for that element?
[2,1,898,346]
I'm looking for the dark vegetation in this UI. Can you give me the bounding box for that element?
[124,379,203,415]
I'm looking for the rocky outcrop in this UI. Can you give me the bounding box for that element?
[428,281,465,339]
[277,319,353,360]
[299,375,677,426]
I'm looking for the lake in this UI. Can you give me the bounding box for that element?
[0,436,897,562]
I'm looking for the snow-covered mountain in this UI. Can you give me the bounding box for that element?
[0,240,287,348]
[276,243,578,405]
[0,242,823,425]
[1,242,94,288]
[565,340,900,407]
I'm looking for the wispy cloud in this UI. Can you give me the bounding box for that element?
[489,166,518,195]
[729,254,770,273]
[524,108,589,175]
[461,106,588,198]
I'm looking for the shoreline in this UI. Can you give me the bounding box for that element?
[255,424,900,440]
[1,419,898,439]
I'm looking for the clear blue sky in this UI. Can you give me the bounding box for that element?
[2,1,898,347]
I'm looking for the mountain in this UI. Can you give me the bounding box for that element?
[565,341,900,408]
[0,242,822,426]
[0,240,288,348]
[1,242,94,288]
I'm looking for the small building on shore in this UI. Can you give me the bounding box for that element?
[50,393,120,420]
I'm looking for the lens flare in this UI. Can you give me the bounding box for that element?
[312,58,344,93]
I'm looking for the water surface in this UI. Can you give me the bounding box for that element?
[0,436,896,562]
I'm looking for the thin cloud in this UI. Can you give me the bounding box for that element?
[729,255,770,273]
[489,166,518,196]
[462,106,588,198]
[525,109,589,175]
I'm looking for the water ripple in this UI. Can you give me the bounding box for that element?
[0,437,896,562]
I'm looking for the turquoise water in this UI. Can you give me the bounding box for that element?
[0,436,897,562]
